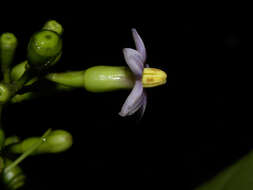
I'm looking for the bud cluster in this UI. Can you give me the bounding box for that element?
[0,20,72,190]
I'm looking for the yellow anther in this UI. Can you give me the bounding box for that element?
[142,68,167,88]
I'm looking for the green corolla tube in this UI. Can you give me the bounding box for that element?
[9,130,72,154]
[0,33,18,83]
[27,30,62,71]
[46,66,135,92]
[83,66,135,92]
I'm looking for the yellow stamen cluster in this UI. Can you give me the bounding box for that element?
[142,68,167,88]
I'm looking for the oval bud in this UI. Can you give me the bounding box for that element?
[10,61,27,81]
[10,92,35,103]
[0,33,18,67]
[43,20,63,35]
[4,136,20,147]
[0,83,11,103]
[2,159,26,190]
[84,66,135,92]
[9,130,72,154]
[10,61,38,85]
[27,30,62,70]
[0,33,18,83]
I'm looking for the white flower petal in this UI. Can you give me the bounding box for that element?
[123,48,144,78]
[119,80,143,117]
[132,28,147,62]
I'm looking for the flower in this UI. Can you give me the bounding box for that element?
[44,28,166,117]
[118,28,148,117]
[119,29,167,118]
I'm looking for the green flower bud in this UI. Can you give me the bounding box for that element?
[10,61,27,81]
[1,159,26,190]
[4,136,20,146]
[43,20,63,35]
[10,61,38,85]
[27,30,62,71]
[0,83,11,103]
[0,33,17,66]
[0,33,18,83]
[9,130,72,154]
[10,92,35,103]
[83,66,135,92]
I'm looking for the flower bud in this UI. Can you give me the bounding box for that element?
[10,61,27,81]
[9,130,72,154]
[43,20,63,35]
[27,30,62,71]
[0,83,11,103]
[10,60,38,85]
[10,92,35,103]
[0,33,18,83]
[1,159,26,190]
[0,33,17,68]
[4,136,20,146]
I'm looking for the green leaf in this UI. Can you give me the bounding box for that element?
[196,151,253,190]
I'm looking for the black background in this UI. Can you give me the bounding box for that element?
[0,3,251,190]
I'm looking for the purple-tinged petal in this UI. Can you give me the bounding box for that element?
[127,91,145,116]
[119,80,143,117]
[123,48,144,78]
[139,90,147,118]
[132,28,147,62]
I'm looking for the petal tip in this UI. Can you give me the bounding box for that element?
[131,28,137,33]
[118,111,126,117]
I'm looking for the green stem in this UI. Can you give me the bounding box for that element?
[4,128,52,172]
